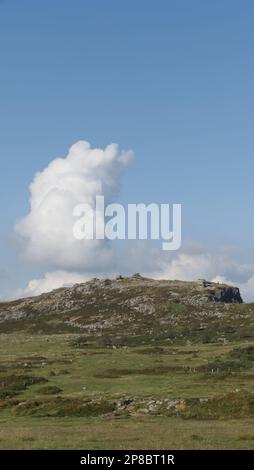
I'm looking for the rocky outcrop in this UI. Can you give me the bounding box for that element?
[207,286,242,303]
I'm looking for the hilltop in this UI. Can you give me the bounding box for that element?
[0,275,251,345]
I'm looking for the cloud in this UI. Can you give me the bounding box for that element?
[150,251,243,281]
[15,140,133,270]
[8,270,90,299]
[10,139,254,302]
[6,245,254,302]
[150,252,224,281]
[239,276,254,302]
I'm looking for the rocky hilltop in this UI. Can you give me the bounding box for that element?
[0,275,251,344]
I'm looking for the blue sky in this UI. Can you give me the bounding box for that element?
[1,0,254,299]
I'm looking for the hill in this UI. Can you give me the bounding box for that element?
[0,275,250,345]
[1,276,254,450]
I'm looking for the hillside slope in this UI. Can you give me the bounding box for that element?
[0,275,252,345]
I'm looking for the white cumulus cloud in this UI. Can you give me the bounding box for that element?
[10,271,90,299]
[9,140,254,302]
[15,140,133,270]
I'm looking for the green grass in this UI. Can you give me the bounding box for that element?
[1,415,254,449]
[1,333,254,449]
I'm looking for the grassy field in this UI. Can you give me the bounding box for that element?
[1,333,254,449]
